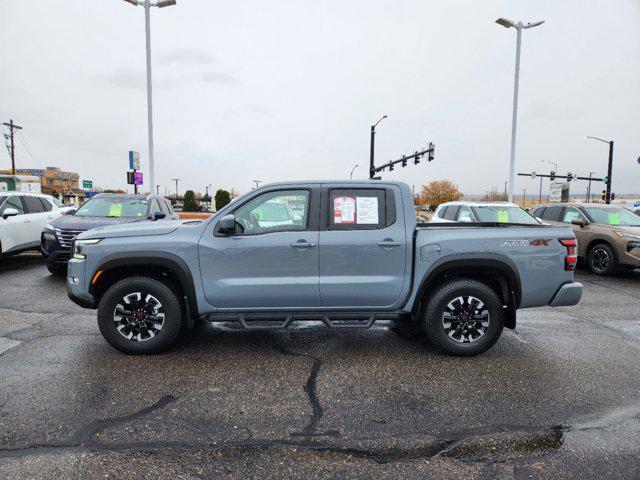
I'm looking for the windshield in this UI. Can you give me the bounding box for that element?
[472,206,540,224]
[75,197,149,218]
[583,207,640,226]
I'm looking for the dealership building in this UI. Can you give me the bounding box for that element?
[0,167,85,204]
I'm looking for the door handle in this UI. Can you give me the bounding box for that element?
[377,239,402,247]
[291,240,316,248]
[23,219,31,223]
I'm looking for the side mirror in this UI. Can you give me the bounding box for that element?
[153,211,167,220]
[2,207,19,220]
[63,209,76,216]
[571,218,587,227]
[217,214,237,235]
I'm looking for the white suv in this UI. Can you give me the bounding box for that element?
[430,201,541,224]
[0,192,66,259]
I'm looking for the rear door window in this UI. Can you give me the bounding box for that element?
[542,206,563,222]
[39,197,53,212]
[562,207,587,223]
[328,189,390,230]
[438,206,448,219]
[443,206,459,221]
[23,196,45,213]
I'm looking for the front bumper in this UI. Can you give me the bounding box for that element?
[66,258,96,309]
[41,235,71,265]
[549,282,583,307]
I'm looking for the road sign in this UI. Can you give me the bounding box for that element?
[133,172,143,185]
[129,151,140,170]
[82,180,93,189]
[549,183,566,203]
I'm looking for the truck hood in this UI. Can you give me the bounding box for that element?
[76,220,190,240]
[50,215,143,231]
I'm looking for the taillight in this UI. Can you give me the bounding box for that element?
[559,238,578,271]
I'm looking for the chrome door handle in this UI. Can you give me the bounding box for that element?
[378,239,402,247]
[291,241,316,248]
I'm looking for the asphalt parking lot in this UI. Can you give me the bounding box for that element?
[1,253,639,479]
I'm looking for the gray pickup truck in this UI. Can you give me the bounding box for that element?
[67,180,582,356]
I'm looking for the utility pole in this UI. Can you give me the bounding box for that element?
[586,172,595,202]
[252,180,261,189]
[2,119,22,174]
[522,188,526,208]
[156,185,160,195]
[172,178,180,200]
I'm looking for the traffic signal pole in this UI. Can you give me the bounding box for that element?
[605,141,614,204]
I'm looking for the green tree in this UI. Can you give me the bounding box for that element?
[215,189,231,211]
[183,190,198,212]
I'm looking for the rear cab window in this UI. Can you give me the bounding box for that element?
[328,188,394,230]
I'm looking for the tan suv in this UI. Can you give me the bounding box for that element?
[531,203,640,275]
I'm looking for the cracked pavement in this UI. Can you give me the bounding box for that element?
[1,252,639,479]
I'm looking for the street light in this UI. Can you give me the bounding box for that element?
[122,0,177,197]
[495,17,545,202]
[350,164,358,179]
[369,115,388,179]
[586,136,614,204]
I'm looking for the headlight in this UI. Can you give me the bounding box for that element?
[72,239,102,259]
[42,224,56,242]
[614,230,640,241]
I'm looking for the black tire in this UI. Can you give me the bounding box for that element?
[422,279,504,357]
[97,276,183,354]
[46,264,67,275]
[587,243,617,276]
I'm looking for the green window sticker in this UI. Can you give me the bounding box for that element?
[497,210,509,223]
[108,203,122,217]
[608,213,619,225]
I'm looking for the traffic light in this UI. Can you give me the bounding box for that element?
[402,155,407,167]
[611,193,616,200]
[126,171,135,185]
[567,172,573,182]
[601,190,606,201]
[550,171,556,181]
[428,143,435,162]
[389,164,394,171]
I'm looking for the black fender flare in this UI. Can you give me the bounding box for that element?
[411,253,522,324]
[89,251,199,322]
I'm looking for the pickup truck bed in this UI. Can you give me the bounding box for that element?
[66,180,582,356]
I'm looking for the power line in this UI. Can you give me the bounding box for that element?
[17,130,43,167]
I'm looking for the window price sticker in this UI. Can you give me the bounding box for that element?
[333,196,356,223]
[356,197,379,224]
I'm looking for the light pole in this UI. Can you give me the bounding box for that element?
[172,178,180,199]
[253,180,261,189]
[369,115,387,179]
[350,164,358,179]
[496,17,545,202]
[122,0,177,195]
[586,136,614,204]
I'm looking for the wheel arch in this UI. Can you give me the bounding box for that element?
[88,252,198,325]
[412,255,521,329]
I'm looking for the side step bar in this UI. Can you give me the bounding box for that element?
[202,312,405,330]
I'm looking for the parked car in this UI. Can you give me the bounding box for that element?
[66,180,582,356]
[0,192,65,260]
[531,202,640,275]
[431,201,541,224]
[42,193,177,274]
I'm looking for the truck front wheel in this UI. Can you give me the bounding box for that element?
[97,276,183,354]
[422,279,504,357]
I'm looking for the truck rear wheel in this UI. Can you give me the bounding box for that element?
[97,276,183,354]
[422,279,504,357]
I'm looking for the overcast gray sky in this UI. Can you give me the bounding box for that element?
[1,0,639,196]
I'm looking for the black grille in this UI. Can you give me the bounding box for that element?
[54,229,83,249]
